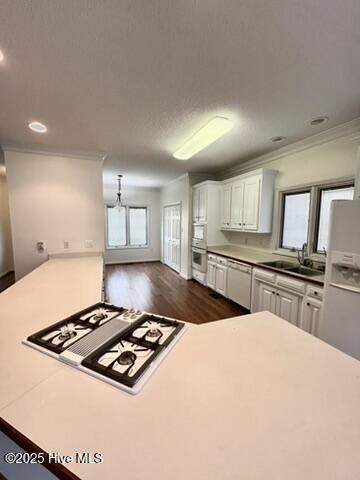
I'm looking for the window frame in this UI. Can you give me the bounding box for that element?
[313,182,354,256]
[276,178,355,260]
[278,188,312,251]
[105,204,150,250]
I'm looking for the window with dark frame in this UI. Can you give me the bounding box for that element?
[314,184,354,254]
[279,181,354,255]
[106,205,148,248]
[280,190,311,250]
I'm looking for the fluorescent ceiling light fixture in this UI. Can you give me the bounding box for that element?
[0,49,4,62]
[28,121,48,133]
[173,116,234,160]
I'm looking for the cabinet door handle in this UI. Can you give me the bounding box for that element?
[272,291,276,295]
[307,302,310,306]
[276,293,279,296]
[314,292,318,296]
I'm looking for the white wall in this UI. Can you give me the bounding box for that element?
[0,151,14,276]
[4,150,104,279]
[221,135,358,250]
[103,185,161,264]
[161,174,192,279]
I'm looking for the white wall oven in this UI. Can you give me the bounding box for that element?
[193,224,207,243]
[192,245,207,273]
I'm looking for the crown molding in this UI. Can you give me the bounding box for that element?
[1,144,106,162]
[218,117,360,179]
[163,172,189,186]
[350,133,360,145]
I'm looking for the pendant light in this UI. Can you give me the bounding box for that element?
[113,174,123,211]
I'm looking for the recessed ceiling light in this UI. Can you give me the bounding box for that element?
[173,116,234,160]
[310,116,329,126]
[28,121,48,133]
[270,136,286,143]
[0,49,4,62]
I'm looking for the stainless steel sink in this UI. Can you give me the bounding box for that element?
[260,260,296,269]
[284,266,323,277]
[260,261,324,277]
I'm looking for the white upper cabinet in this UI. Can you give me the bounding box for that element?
[220,169,276,233]
[192,185,207,223]
[220,185,232,228]
[242,175,260,230]
[229,181,244,229]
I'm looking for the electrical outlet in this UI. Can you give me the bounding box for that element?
[63,240,70,249]
[85,240,94,248]
[37,241,46,253]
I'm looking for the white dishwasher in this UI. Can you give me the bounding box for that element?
[227,260,252,309]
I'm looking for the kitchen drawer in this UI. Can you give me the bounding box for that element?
[192,269,207,285]
[217,256,228,266]
[207,253,217,262]
[253,268,276,284]
[307,285,324,300]
[276,275,306,294]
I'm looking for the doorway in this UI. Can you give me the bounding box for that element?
[163,203,181,273]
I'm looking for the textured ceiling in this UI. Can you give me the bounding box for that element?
[0,0,360,187]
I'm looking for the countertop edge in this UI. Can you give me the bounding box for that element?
[207,247,324,286]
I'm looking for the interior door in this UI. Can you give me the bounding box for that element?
[230,181,244,229]
[221,185,232,228]
[276,288,300,326]
[258,282,277,313]
[243,176,260,230]
[163,204,181,273]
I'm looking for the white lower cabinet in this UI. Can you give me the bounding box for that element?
[192,269,207,286]
[258,282,277,314]
[207,255,228,297]
[215,264,228,296]
[257,282,301,325]
[301,297,322,336]
[276,288,301,326]
[252,268,323,333]
[207,261,216,290]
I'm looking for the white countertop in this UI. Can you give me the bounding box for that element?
[208,244,325,284]
[1,255,360,479]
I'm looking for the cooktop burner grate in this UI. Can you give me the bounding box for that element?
[25,302,126,355]
[82,314,185,388]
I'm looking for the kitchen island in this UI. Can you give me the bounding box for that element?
[1,256,360,480]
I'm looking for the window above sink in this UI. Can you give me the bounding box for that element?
[277,179,354,260]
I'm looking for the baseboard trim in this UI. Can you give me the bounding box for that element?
[105,258,160,265]
[0,270,14,279]
[180,272,192,280]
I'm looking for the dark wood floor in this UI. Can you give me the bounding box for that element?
[0,271,15,293]
[105,262,248,324]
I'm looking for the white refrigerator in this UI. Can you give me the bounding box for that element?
[320,199,360,359]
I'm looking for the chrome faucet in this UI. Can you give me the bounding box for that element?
[298,242,308,266]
